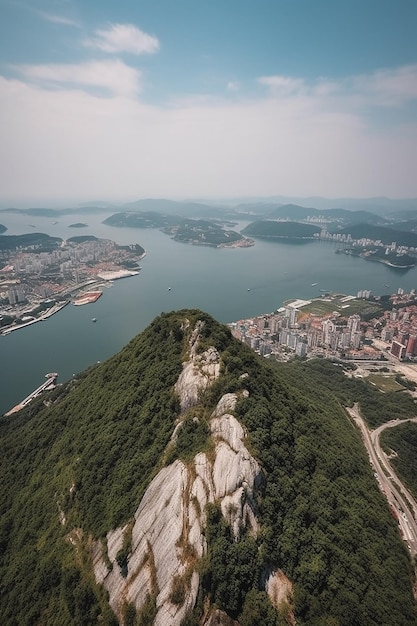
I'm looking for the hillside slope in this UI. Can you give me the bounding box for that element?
[0,310,415,625]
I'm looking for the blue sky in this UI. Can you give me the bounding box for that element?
[1,0,417,204]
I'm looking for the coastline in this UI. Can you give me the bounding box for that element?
[1,301,69,335]
[336,248,416,269]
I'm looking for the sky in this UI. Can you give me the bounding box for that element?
[0,0,417,205]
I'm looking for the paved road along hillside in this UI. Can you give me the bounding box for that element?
[347,405,417,557]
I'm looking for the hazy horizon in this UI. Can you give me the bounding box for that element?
[1,193,417,212]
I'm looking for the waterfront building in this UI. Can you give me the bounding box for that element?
[284,306,298,327]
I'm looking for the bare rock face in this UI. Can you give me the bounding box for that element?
[266,570,295,625]
[175,320,220,412]
[92,323,265,625]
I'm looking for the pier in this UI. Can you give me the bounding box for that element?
[4,372,58,416]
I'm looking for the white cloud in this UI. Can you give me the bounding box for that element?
[227,81,240,92]
[1,63,417,202]
[39,12,80,27]
[84,23,159,55]
[15,60,141,97]
[258,75,306,97]
[259,65,417,108]
[350,64,417,106]
[258,64,417,110]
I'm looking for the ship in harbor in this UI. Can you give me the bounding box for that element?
[72,291,102,306]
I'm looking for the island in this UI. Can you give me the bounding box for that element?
[0,233,145,333]
[0,223,7,234]
[162,218,254,247]
[103,211,177,229]
[103,212,254,248]
[69,222,88,228]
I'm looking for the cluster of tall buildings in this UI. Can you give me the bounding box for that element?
[9,239,117,280]
[378,302,417,361]
[229,305,366,360]
[7,285,26,305]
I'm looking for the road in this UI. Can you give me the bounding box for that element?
[347,404,417,557]
[372,338,417,386]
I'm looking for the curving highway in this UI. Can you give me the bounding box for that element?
[347,405,417,557]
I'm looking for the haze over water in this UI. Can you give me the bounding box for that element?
[2,212,417,415]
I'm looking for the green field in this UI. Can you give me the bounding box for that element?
[296,294,381,318]
[367,373,405,392]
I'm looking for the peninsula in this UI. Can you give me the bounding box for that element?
[336,246,417,269]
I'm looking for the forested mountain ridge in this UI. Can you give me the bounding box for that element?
[1,310,416,625]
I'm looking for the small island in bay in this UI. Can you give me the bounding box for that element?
[0,224,7,234]
[69,222,88,228]
[103,211,254,248]
[162,218,254,247]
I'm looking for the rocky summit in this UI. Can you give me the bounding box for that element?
[1,310,416,625]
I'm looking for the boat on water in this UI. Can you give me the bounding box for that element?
[311,282,318,287]
[92,318,97,323]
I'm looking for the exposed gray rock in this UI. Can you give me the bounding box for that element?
[175,321,221,412]
[266,569,295,625]
[92,329,264,624]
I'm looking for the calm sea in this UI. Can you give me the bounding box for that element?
[1,211,417,415]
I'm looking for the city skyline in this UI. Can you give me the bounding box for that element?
[1,0,417,204]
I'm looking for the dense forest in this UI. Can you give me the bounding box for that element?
[381,422,417,500]
[103,210,179,229]
[266,204,384,227]
[1,310,416,625]
[242,220,321,239]
[0,232,62,252]
[340,223,417,247]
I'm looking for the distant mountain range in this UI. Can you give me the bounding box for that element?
[265,204,387,225]
[4,199,417,251]
[222,195,417,215]
[340,223,417,248]
[2,195,417,218]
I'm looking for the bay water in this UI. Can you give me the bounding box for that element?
[1,212,417,416]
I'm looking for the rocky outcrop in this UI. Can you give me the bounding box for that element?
[91,322,266,625]
[266,570,295,625]
[174,321,220,412]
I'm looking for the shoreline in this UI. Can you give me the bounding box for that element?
[1,301,70,335]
